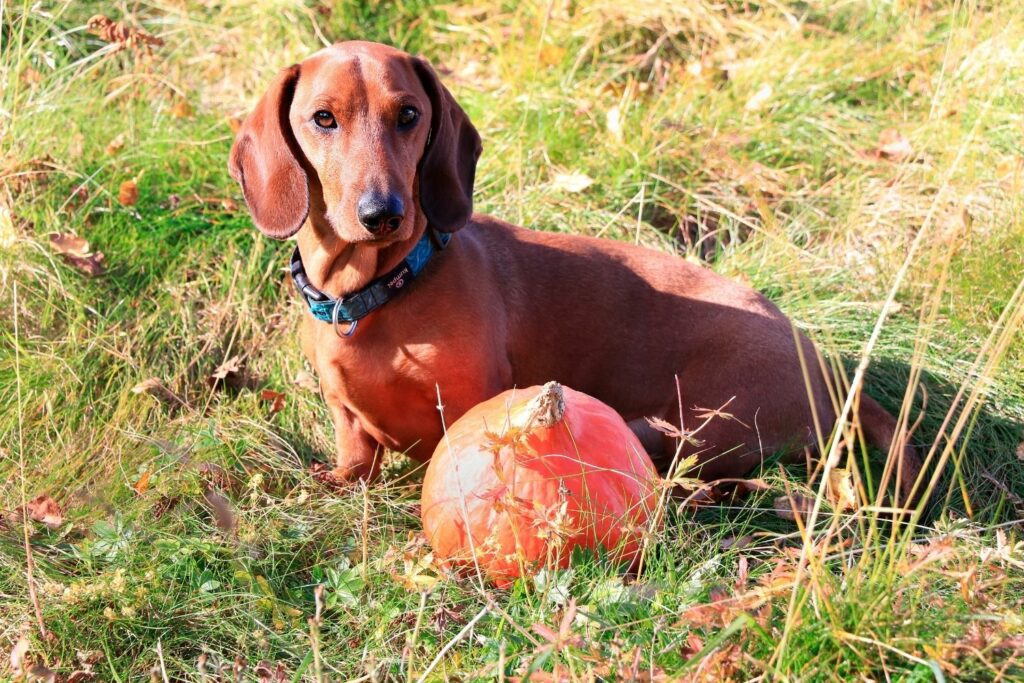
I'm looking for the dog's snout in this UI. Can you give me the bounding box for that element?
[357,191,405,235]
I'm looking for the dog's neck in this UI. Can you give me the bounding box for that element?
[294,214,429,299]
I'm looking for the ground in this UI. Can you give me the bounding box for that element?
[1,1,1023,680]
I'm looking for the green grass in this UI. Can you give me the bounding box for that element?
[2,0,1023,680]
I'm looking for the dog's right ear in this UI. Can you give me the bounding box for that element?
[228,64,309,239]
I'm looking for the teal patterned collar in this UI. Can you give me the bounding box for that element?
[290,230,451,336]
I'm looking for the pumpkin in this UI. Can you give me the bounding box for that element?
[421,381,662,587]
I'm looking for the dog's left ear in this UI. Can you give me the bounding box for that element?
[412,58,482,233]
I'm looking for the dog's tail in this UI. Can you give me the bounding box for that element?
[858,393,925,508]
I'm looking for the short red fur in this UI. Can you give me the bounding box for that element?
[229,41,923,506]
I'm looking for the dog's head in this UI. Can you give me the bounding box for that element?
[229,41,481,243]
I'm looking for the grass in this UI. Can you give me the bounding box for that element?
[2,0,1023,679]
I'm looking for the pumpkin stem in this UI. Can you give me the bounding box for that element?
[518,381,566,432]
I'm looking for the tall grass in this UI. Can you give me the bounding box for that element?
[1,0,1022,680]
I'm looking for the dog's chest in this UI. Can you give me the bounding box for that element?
[308,323,499,457]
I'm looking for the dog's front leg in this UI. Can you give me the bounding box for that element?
[328,404,382,482]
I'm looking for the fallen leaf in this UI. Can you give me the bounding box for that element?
[118,180,138,206]
[1016,441,1024,462]
[87,15,163,54]
[27,494,63,529]
[606,105,623,144]
[293,370,319,392]
[21,67,42,85]
[48,232,90,257]
[550,172,594,193]
[744,83,773,111]
[105,133,126,155]
[133,470,151,495]
[208,355,243,389]
[538,43,566,67]
[877,128,913,160]
[9,633,29,677]
[203,489,235,533]
[773,493,814,522]
[827,468,858,511]
[69,184,90,206]
[170,99,192,119]
[132,377,162,394]
[65,252,105,277]
[260,389,286,415]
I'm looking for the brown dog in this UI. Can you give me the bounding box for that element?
[229,41,922,503]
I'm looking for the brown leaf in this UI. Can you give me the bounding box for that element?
[203,489,235,533]
[118,180,138,206]
[1016,441,1024,462]
[260,389,286,415]
[293,370,319,392]
[48,232,90,257]
[736,554,749,590]
[133,470,151,495]
[773,493,814,522]
[211,356,242,380]
[65,252,105,277]
[170,99,192,119]
[87,15,163,54]
[208,355,244,390]
[131,377,178,406]
[105,133,126,156]
[877,128,913,160]
[827,468,858,511]
[27,494,63,529]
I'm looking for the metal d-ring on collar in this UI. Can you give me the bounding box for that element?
[289,228,452,339]
[331,299,358,337]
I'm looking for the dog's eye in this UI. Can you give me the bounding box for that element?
[313,110,337,129]
[397,106,419,129]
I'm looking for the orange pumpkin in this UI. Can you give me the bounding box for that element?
[421,382,662,587]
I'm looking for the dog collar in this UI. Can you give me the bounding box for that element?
[290,229,451,336]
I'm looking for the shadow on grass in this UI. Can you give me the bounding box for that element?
[687,354,1024,538]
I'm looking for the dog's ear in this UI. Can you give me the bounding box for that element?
[228,64,309,239]
[413,58,482,233]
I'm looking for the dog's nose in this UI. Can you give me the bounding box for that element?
[357,191,404,235]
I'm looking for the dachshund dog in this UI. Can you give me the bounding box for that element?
[229,41,922,504]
